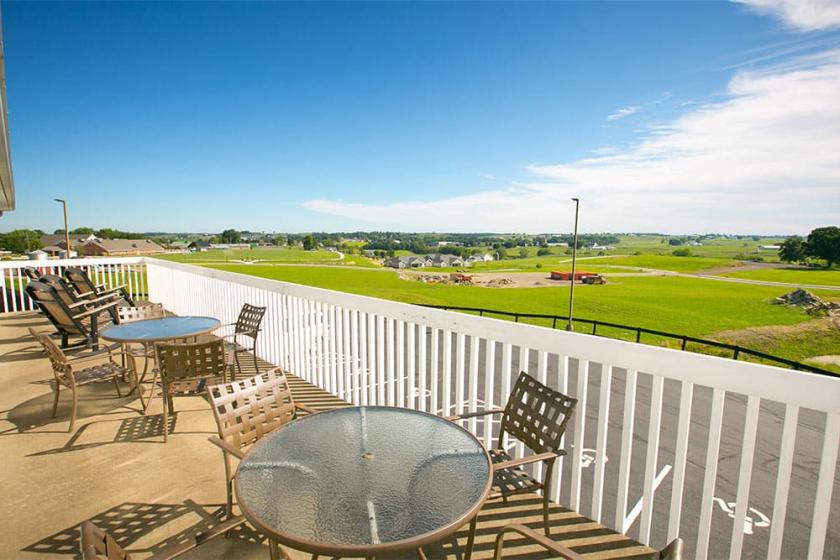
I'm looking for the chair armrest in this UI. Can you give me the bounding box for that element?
[492,524,586,560]
[492,450,564,472]
[208,436,246,460]
[68,293,121,308]
[294,402,317,415]
[73,300,119,319]
[148,515,247,560]
[445,408,505,421]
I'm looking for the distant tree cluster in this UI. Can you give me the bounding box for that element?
[0,229,43,253]
[779,227,840,267]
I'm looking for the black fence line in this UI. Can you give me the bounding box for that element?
[419,304,837,378]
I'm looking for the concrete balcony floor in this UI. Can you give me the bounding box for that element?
[1,312,654,559]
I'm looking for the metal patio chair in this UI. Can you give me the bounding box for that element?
[206,368,315,518]
[22,266,42,281]
[29,328,136,432]
[25,281,119,348]
[64,266,136,307]
[214,303,266,379]
[40,274,121,324]
[493,523,684,560]
[150,339,229,442]
[80,516,247,560]
[116,303,167,380]
[447,371,577,539]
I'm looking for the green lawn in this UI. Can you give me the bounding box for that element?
[716,267,840,287]
[157,247,379,268]
[209,264,824,337]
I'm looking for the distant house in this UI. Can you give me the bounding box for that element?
[81,239,166,256]
[547,242,569,247]
[27,249,49,261]
[385,255,432,269]
[430,254,465,267]
[189,241,212,252]
[210,243,250,250]
[169,241,190,250]
[40,233,98,256]
[435,241,462,247]
[759,245,781,250]
[363,250,376,257]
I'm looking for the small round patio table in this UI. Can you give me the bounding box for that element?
[100,316,221,343]
[235,406,492,559]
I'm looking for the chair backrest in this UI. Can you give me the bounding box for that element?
[117,303,165,323]
[498,371,577,454]
[156,339,227,395]
[22,266,41,281]
[40,274,79,308]
[234,303,266,338]
[80,520,131,560]
[207,368,296,451]
[25,281,83,334]
[64,267,98,298]
[29,328,74,386]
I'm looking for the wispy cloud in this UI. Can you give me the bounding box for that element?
[482,173,496,180]
[733,0,840,32]
[606,105,641,121]
[304,50,840,234]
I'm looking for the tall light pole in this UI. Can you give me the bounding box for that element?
[566,197,580,331]
[54,198,70,257]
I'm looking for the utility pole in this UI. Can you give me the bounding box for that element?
[566,197,580,331]
[54,198,70,257]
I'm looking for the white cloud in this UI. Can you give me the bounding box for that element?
[606,106,641,121]
[304,50,840,234]
[734,0,840,31]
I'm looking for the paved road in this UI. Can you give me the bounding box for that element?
[380,332,840,559]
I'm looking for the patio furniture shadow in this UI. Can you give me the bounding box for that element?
[3,381,139,434]
[22,499,267,557]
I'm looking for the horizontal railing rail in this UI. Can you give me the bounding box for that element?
[144,258,840,560]
[0,257,148,313]
[418,304,837,377]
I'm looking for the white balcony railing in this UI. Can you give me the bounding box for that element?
[4,257,840,559]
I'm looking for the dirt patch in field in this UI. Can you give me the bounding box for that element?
[808,355,840,366]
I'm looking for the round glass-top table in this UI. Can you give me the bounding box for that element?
[235,406,492,557]
[100,316,221,343]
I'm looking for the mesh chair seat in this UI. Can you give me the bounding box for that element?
[70,362,127,386]
[489,448,543,498]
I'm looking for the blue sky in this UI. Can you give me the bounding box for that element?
[1,0,839,234]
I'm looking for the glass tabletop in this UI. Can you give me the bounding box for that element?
[235,406,492,555]
[100,316,221,342]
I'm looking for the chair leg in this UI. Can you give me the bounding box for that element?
[113,376,122,398]
[542,460,555,536]
[252,341,259,375]
[162,394,169,443]
[464,515,478,560]
[51,382,61,418]
[543,490,551,537]
[69,386,78,433]
[233,350,242,380]
[226,478,234,519]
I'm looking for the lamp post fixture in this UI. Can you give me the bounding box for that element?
[54,198,70,257]
[566,197,580,332]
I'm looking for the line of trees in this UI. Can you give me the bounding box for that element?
[779,227,839,267]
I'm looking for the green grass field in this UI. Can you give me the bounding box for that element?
[210,264,824,334]
[716,267,840,287]
[210,263,839,372]
[158,247,380,268]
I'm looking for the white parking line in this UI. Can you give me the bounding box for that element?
[623,465,673,530]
